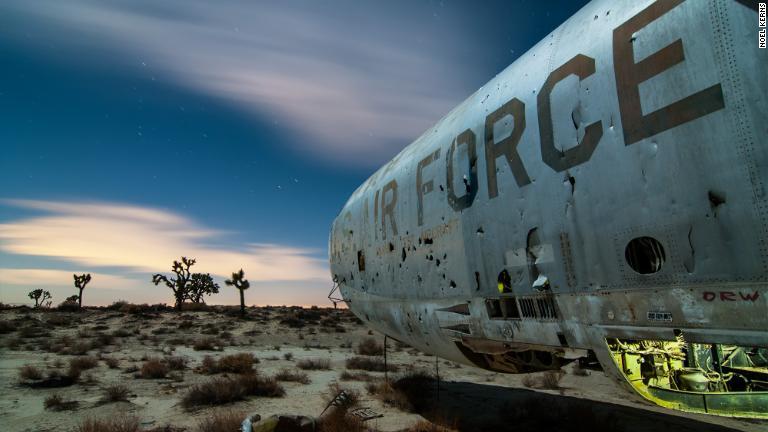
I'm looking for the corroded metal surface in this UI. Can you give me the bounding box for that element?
[329,0,767,417]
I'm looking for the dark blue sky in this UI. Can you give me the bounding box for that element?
[0,0,589,306]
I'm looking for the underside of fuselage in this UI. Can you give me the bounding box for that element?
[338,288,768,419]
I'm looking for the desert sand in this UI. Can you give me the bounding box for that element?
[0,305,765,432]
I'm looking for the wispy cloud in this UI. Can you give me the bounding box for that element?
[0,199,328,282]
[2,0,471,166]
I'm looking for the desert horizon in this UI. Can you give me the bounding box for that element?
[1,303,765,432]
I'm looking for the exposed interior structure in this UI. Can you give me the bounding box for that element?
[607,337,768,417]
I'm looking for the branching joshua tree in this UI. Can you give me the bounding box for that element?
[28,289,52,308]
[186,273,220,304]
[152,257,196,311]
[225,269,250,316]
[73,273,91,308]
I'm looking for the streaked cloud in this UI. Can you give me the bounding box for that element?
[0,199,328,282]
[2,0,471,166]
[0,268,137,290]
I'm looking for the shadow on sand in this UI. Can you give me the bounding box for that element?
[404,380,756,432]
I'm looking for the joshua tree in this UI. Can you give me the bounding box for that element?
[225,269,250,316]
[73,273,91,308]
[152,257,196,311]
[186,273,220,304]
[28,289,52,308]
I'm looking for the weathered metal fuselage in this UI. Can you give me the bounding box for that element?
[330,0,767,418]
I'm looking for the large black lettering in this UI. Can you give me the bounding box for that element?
[416,149,440,226]
[538,54,603,172]
[613,0,724,145]
[485,98,529,199]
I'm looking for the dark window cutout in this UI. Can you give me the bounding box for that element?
[497,270,512,293]
[486,299,502,318]
[625,236,665,274]
[357,250,366,272]
[502,298,520,319]
[557,333,569,347]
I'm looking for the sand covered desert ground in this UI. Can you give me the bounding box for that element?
[0,304,765,432]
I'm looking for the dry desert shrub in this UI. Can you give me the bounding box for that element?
[274,368,311,384]
[346,356,397,372]
[196,409,245,432]
[193,337,221,351]
[356,337,384,356]
[182,378,243,408]
[164,356,187,371]
[182,375,285,409]
[78,415,140,432]
[239,374,285,397]
[44,393,78,411]
[102,357,120,369]
[70,356,99,371]
[365,380,412,411]
[140,358,169,379]
[296,358,330,370]
[19,365,43,381]
[102,382,130,402]
[283,352,294,361]
[216,353,256,373]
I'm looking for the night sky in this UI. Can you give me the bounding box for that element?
[0,0,589,307]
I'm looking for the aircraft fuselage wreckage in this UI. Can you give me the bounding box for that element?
[330,0,767,418]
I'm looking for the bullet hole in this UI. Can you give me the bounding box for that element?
[423,238,434,245]
[389,242,394,252]
[475,272,480,290]
[443,253,447,259]
[376,272,379,277]
[449,280,457,288]
[708,190,726,215]
[439,184,444,191]
[566,174,575,194]
[625,236,666,274]
[436,259,441,267]
[401,248,407,262]
[476,226,484,234]
[442,274,446,279]
[417,274,423,283]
